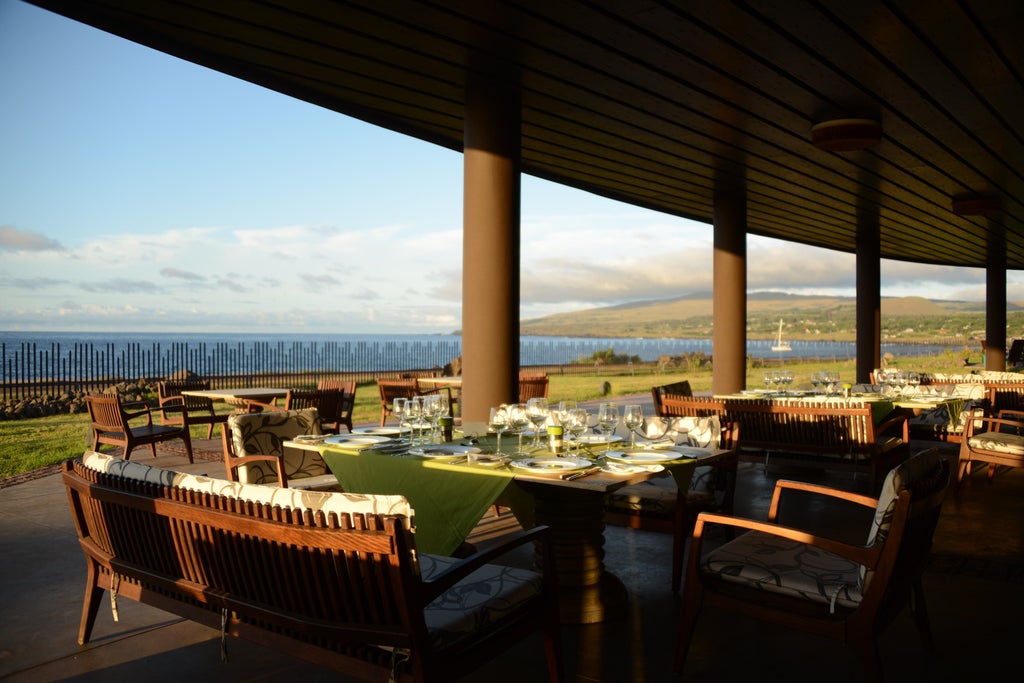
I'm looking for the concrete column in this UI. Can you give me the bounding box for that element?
[986,224,1007,371]
[712,188,747,395]
[856,220,881,383]
[462,80,521,425]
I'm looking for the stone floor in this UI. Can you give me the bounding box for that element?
[1,418,1022,681]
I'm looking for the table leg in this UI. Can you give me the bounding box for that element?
[519,483,628,624]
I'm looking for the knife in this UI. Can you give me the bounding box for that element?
[561,465,602,481]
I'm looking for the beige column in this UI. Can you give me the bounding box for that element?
[856,220,881,383]
[712,188,747,395]
[461,81,521,425]
[986,224,1007,371]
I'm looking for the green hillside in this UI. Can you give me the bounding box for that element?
[519,292,1024,343]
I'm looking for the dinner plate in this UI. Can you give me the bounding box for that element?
[409,444,481,458]
[323,434,392,446]
[569,434,623,445]
[291,434,329,443]
[602,462,665,474]
[510,457,592,475]
[352,426,409,437]
[606,450,684,463]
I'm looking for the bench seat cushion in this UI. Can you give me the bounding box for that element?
[81,451,409,518]
[418,553,545,650]
[967,430,1024,455]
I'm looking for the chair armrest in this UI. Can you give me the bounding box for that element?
[767,479,878,521]
[876,412,910,441]
[967,414,1024,436]
[226,454,288,487]
[693,512,879,568]
[120,401,154,423]
[996,409,1024,422]
[244,400,283,413]
[419,525,550,603]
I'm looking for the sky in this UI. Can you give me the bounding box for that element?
[0,1,1015,335]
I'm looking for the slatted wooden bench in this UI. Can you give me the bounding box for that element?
[63,451,562,682]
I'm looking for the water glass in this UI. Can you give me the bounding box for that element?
[597,402,619,454]
[526,398,549,448]
[623,404,643,448]
[488,405,509,455]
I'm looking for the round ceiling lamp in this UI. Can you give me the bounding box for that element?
[811,118,882,151]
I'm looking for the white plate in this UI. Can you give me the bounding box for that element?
[291,434,329,443]
[352,426,409,437]
[510,457,593,475]
[323,434,392,446]
[570,434,623,445]
[602,462,665,474]
[409,444,481,458]
[606,450,684,463]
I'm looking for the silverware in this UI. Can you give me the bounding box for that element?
[561,465,601,481]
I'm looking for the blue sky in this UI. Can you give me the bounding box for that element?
[0,0,1009,334]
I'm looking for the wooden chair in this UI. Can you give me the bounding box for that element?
[957,408,1024,485]
[377,378,419,426]
[674,449,950,681]
[316,379,356,432]
[518,373,549,401]
[221,407,338,490]
[651,380,693,416]
[85,392,194,463]
[284,388,347,434]
[156,379,228,439]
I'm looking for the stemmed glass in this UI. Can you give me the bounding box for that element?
[422,394,443,443]
[597,402,619,455]
[526,398,549,449]
[557,400,577,426]
[392,397,408,443]
[405,396,423,445]
[567,408,589,453]
[623,404,644,448]
[508,403,531,455]
[488,405,510,455]
[763,372,773,391]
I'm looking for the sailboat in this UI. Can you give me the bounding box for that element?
[771,318,792,352]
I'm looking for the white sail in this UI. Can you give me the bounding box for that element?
[771,319,792,352]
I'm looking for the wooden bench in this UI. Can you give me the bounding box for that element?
[63,452,562,682]
[655,395,910,490]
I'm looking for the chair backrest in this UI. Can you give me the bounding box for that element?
[225,408,325,484]
[377,379,419,424]
[317,379,356,395]
[652,380,693,416]
[157,378,211,400]
[85,393,127,432]
[518,374,549,401]
[315,380,357,431]
[862,448,949,592]
[285,388,345,425]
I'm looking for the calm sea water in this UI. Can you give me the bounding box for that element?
[0,331,958,381]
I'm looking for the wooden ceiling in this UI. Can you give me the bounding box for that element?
[29,0,1024,269]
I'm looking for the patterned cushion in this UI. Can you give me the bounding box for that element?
[967,430,1024,455]
[605,475,678,518]
[81,450,412,519]
[418,553,545,650]
[702,449,943,613]
[228,408,327,484]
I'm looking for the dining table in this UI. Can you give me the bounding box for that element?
[180,387,288,409]
[288,432,728,624]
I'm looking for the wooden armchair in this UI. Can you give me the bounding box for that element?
[518,373,549,401]
[377,378,419,426]
[957,408,1024,485]
[85,392,194,462]
[156,379,228,439]
[674,449,950,681]
[651,380,693,416]
[284,388,348,434]
[221,407,338,490]
[316,379,356,432]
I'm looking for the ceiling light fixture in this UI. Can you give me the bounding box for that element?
[952,194,1000,216]
[810,118,882,151]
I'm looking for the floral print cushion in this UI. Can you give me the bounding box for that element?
[228,408,327,484]
[967,430,1024,455]
[418,553,545,650]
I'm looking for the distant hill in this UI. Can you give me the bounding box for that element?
[518,291,1024,342]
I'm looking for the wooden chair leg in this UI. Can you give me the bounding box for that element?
[78,559,104,645]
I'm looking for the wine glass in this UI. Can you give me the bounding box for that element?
[508,403,531,454]
[557,400,577,426]
[488,405,509,455]
[392,397,408,442]
[623,404,643,448]
[405,396,423,445]
[597,402,619,455]
[422,393,443,443]
[763,371,773,390]
[526,397,548,448]
[567,408,589,453]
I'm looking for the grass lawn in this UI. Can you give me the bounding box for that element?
[0,353,975,479]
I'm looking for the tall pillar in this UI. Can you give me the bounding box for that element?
[462,80,521,425]
[856,220,881,383]
[986,224,1007,371]
[712,188,747,395]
